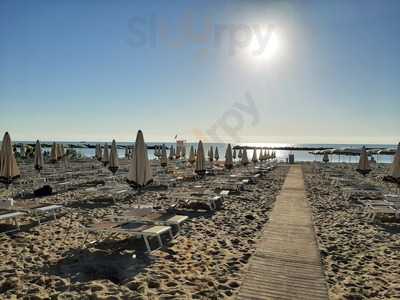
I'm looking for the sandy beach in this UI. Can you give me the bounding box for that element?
[0,161,288,299]
[303,163,400,299]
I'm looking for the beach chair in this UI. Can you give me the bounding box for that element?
[0,210,27,233]
[113,208,189,236]
[365,205,399,222]
[81,219,174,252]
[190,188,231,199]
[171,194,223,211]
[213,178,244,195]
[6,201,65,224]
[81,185,130,204]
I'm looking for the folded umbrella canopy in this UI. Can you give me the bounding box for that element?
[195,140,206,175]
[127,130,153,187]
[214,147,219,161]
[389,143,400,180]
[34,140,44,172]
[175,143,181,159]
[20,144,25,158]
[224,143,233,169]
[208,146,214,162]
[160,144,168,167]
[238,148,242,159]
[169,145,175,160]
[233,148,236,160]
[323,152,329,163]
[102,143,109,166]
[50,142,58,163]
[154,146,159,158]
[181,145,186,159]
[124,146,129,159]
[357,146,371,175]
[59,144,64,159]
[241,149,249,166]
[109,139,119,174]
[96,144,102,160]
[252,148,258,163]
[260,149,265,161]
[0,132,20,184]
[188,145,196,165]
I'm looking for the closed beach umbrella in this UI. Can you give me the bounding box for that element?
[323,152,329,163]
[241,149,249,166]
[96,144,102,160]
[160,144,168,167]
[50,142,58,163]
[209,146,214,162]
[157,146,162,157]
[233,148,237,160]
[195,140,206,175]
[20,144,25,158]
[260,149,265,161]
[238,148,242,159]
[214,147,219,161]
[34,140,44,171]
[181,145,186,159]
[252,148,258,163]
[109,139,119,174]
[127,130,153,187]
[357,146,371,175]
[169,145,175,160]
[389,143,400,180]
[102,143,109,166]
[0,132,20,184]
[188,145,195,165]
[154,146,159,157]
[175,144,181,159]
[56,144,61,160]
[125,146,130,159]
[95,144,99,159]
[59,144,65,159]
[225,144,233,169]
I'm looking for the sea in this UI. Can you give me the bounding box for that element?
[16,142,398,164]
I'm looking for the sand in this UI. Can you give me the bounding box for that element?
[303,163,400,300]
[0,160,288,299]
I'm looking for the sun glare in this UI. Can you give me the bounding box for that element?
[247,29,281,62]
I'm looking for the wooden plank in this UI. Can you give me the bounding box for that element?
[238,165,328,300]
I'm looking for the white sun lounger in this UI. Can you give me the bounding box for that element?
[81,220,173,252]
[366,205,399,222]
[0,211,27,233]
[115,209,189,234]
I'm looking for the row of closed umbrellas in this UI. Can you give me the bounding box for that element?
[320,144,400,180]
[0,131,152,187]
[0,131,277,186]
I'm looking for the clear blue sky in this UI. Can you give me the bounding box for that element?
[1,0,399,144]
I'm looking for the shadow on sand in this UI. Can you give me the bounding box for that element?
[40,238,157,284]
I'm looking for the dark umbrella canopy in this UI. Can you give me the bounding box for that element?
[195,140,206,175]
[241,149,249,166]
[224,144,233,169]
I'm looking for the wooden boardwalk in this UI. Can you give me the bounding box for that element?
[237,165,329,300]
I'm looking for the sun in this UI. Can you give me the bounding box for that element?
[247,28,281,62]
